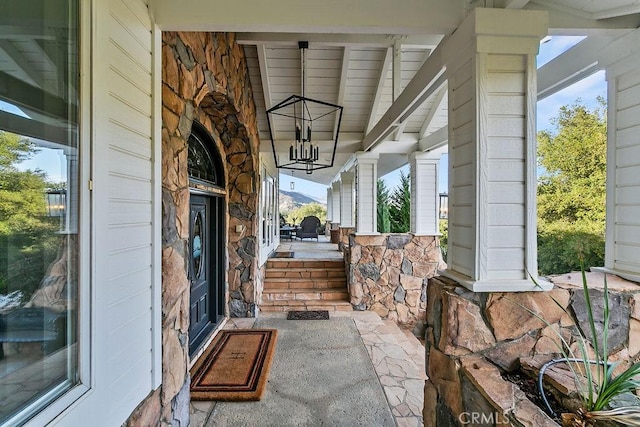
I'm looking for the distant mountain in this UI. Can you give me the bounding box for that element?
[279,190,325,212]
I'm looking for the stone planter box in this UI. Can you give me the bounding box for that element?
[424,273,640,426]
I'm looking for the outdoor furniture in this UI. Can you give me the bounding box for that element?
[0,307,67,359]
[296,216,321,241]
[280,225,296,241]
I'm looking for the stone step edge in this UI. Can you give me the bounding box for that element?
[266,260,344,267]
[263,277,347,284]
[262,282,347,292]
[264,268,346,275]
[262,288,348,294]
[262,293,350,302]
[260,306,354,312]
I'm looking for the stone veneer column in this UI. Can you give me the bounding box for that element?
[340,171,355,227]
[331,181,341,226]
[409,152,439,236]
[598,29,640,282]
[440,8,551,291]
[355,152,379,234]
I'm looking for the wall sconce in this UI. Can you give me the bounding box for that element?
[46,189,66,218]
[290,181,295,191]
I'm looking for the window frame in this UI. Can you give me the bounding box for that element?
[8,1,92,425]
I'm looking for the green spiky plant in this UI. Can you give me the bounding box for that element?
[525,263,640,427]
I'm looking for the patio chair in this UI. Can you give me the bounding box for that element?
[296,216,321,241]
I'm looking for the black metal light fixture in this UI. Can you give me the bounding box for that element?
[439,193,449,219]
[266,41,344,175]
[46,189,66,218]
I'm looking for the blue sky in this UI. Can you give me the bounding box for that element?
[284,35,608,201]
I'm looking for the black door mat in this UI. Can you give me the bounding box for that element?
[272,251,294,258]
[286,310,330,320]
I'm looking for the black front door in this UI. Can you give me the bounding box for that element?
[189,193,225,356]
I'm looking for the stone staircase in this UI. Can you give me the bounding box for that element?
[260,259,353,312]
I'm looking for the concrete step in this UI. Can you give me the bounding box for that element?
[262,257,350,313]
[266,259,344,270]
[263,277,346,290]
[262,288,349,302]
[260,299,353,312]
[265,267,346,280]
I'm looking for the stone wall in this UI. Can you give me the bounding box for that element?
[423,272,640,426]
[347,233,445,330]
[338,227,354,252]
[126,32,260,426]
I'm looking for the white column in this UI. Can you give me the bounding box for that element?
[326,187,333,222]
[331,181,341,226]
[355,152,379,235]
[441,8,551,292]
[597,29,640,282]
[340,172,355,227]
[409,152,439,236]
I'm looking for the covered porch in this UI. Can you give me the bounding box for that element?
[4,0,640,426]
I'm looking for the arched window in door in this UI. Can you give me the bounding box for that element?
[187,121,224,188]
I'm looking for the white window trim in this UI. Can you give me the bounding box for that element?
[259,157,279,265]
[18,0,93,425]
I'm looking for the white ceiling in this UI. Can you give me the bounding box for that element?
[2,1,640,184]
[220,0,640,185]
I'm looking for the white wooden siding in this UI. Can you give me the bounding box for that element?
[355,158,377,234]
[613,70,640,273]
[105,0,155,417]
[54,0,157,424]
[448,60,476,278]
[410,155,438,235]
[340,173,355,227]
[483,54,527,280]
[332,181,341,224]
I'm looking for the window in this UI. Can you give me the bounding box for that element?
[259,163,278,262]
[0,0,80,424]
[188,122,224,188]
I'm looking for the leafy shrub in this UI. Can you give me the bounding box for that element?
[439,219,448,262]
[537,221,604,275]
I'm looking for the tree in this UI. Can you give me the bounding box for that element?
[377,179,391,233]
[389,171,410,233]
[537,98,607,225]
[0,131,58,298]
[537,99,606,274]
[0,132,49,234]
[285,202,327,226]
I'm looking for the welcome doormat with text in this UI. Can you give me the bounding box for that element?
[190,329,278,401]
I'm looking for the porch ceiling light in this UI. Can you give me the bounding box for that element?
[266,41,343,175]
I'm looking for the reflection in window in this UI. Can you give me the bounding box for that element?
[0,0,79,424]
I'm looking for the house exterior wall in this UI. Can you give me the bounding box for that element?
[47,0,162,425]
[600,32,640,282]
[127,31,261,426]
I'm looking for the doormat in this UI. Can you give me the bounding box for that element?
[286,310,330,320]
[190,329,277,401]
[272,251,294,258]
